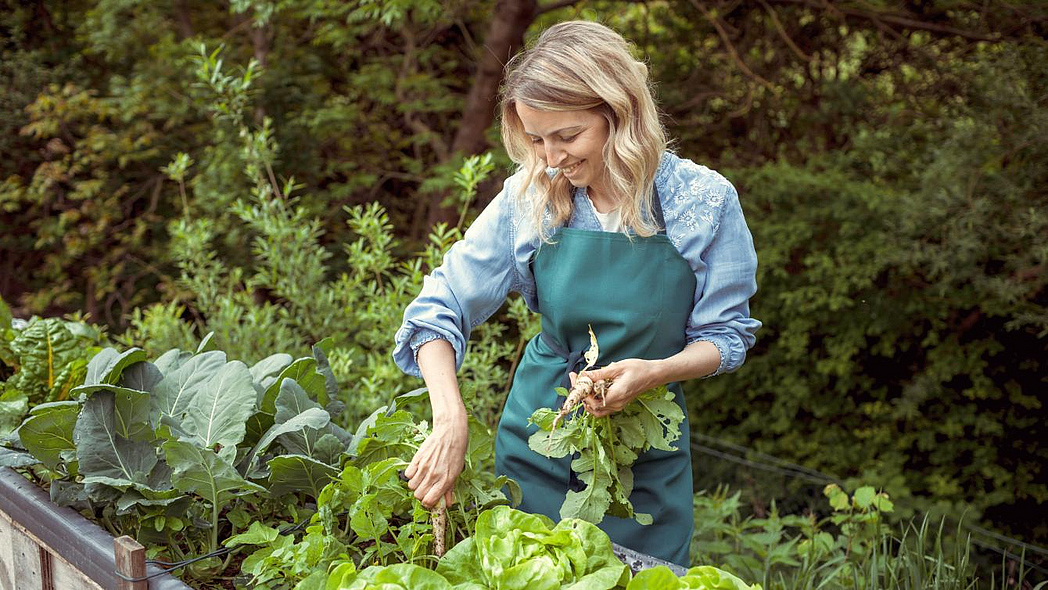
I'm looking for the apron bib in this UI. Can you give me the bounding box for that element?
[495,187,697,566]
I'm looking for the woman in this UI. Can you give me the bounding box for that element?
[392,20,760,566]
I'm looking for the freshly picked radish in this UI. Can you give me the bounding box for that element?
[528,327,684,525]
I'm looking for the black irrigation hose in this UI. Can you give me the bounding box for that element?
[114,435,1048,583]
[114,518,310,583]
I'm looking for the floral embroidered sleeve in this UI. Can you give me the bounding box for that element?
[661,154,761,376]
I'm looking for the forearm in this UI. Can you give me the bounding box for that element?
[416,338,467,427]
[650,340,721,385]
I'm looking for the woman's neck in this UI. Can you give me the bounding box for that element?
[586,182,616,214]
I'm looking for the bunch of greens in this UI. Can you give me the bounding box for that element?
[528,386,684,525]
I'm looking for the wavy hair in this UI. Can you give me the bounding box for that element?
[498,20,667,240]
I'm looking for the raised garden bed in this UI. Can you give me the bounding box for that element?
[0,467,192,590]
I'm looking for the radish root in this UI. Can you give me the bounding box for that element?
[547,325,612,446]
[432,497,447,557]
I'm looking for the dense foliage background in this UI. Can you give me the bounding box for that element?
[1,0,1045,566]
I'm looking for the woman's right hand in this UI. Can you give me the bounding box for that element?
[405,415,468,508]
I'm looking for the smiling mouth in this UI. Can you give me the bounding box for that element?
[560,161,583,175]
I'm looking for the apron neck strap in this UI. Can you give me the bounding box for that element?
[652,183,667,235]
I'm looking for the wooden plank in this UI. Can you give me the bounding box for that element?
[0,468,192,590]
[0,508,43,590]
[48,553,103,590]
[114,536,147,590]
[1,507,101,590]
[0,509,19,590]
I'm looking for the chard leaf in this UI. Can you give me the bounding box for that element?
[75,390,158,486]
[17,400,79,469]
[84,347,147,386]
[153,350,227,419]
[164,439,264,506]
[8,319,82,403]
[179,360,256,455]
[0,390,28,438]
[267,454,339,499]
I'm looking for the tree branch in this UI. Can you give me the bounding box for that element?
[759,0,812,62]
[765,0,1001,41]
[690,0,777,91]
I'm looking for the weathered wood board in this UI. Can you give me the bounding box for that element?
[0,468,192,590]
[0,506,100,590]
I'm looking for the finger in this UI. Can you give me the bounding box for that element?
[423,485,444,509]
[583,368,609,382]
[568,372,577,387]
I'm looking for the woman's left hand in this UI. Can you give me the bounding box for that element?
[572,358,663,418]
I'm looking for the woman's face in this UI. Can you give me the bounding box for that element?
[515,102,610,198]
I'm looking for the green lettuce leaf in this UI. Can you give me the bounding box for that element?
[334,563,453,590]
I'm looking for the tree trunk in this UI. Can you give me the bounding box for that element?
[426,0,538,228]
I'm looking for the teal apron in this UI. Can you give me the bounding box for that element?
[495,187,697,566]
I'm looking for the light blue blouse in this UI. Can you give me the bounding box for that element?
[392,151,761,379]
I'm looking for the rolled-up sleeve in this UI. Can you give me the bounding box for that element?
[392,177,521,377]
[685,182,761,376]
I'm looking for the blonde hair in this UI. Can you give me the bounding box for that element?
[499,20,667,240]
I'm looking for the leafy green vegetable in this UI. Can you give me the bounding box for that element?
[152,350,226,418]
[267,454,340,499]
[437,506,629,590]
[178,360,256,459]
[528,386,684,525]
[627,566,762,590]
[16,401,78,470]
[331,563,455,590]
[75,390,159,491]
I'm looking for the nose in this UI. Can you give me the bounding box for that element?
[544,144,567,168]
